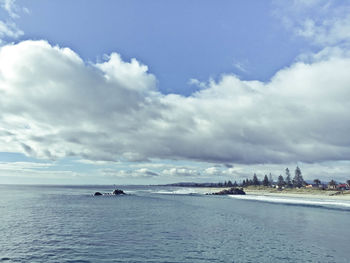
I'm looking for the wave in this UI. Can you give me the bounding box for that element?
[229,195,350,209]
[151,188,203,195]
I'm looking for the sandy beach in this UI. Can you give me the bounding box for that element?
[243,188,350,200]
[193,186,350,201]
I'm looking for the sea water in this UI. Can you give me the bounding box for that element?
[0,185,349,263]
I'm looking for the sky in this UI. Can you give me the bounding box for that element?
[1,0,350,184]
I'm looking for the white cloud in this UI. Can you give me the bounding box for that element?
[188,78,207,89]
[96,53,156,93]
[22,7,29,14]
[1,40,350,169]
[0,20,23,40]
[203,167,221,176]
[296,15,350,46]
[101,168,159,178]
[75,159,113,165]
[162,167,200,177]
[233,62,248,73]
[0,0,19,18]
[274,0,350,46]
[0,0,25,44]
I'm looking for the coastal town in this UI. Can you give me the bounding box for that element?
[167,166,350,194]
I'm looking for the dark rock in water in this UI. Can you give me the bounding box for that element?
[112,189,126,195]
[210,187,246,195]
[93,189,126,196]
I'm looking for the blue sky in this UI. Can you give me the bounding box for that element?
[1,0,350,184]
[15,0,308,93]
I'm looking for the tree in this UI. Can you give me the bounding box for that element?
[252,173,260,186]
[285,168,292,188]
[269,173,274,186]
[242,179,252,186]
[233,181,238,187]
[293,166,305,188]
[328,180,337,187]
[277,175,285,188]
[262,175,269,186]
[227,180,233,187]
[313,179,321,186]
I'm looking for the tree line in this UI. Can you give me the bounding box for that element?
[167,166,350,189]
[219,166,349,189]
[241,166,304,188]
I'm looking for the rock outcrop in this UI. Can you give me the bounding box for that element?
[112,189,126,195]
[93,189,126,196]
[209,187,246,195]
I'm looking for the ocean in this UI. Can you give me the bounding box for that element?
[0,185,349,263]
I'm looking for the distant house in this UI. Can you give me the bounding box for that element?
[337,184,349,190]
[305,184,324,189]
[328,184,337,190]
[319,184,327,189]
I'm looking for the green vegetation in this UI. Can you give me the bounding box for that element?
[238,166,349,192]
[166,166,350,192]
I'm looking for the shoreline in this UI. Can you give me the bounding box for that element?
[187,186,350,200]
[243,189,350,200]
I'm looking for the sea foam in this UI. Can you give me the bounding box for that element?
[229,194,350,209]
[152,188,200,195]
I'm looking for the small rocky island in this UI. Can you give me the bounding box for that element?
[94,189,126,196]
[208,187,246,195]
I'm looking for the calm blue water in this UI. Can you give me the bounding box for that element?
[0,185,349,263]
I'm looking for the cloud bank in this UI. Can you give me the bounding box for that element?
[1,40,350,165]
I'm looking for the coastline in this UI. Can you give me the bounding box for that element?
[186,186,350,201]
[243,188,350,201]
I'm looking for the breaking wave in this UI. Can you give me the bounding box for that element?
[151,188,203,195]
[229,195,350,209]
